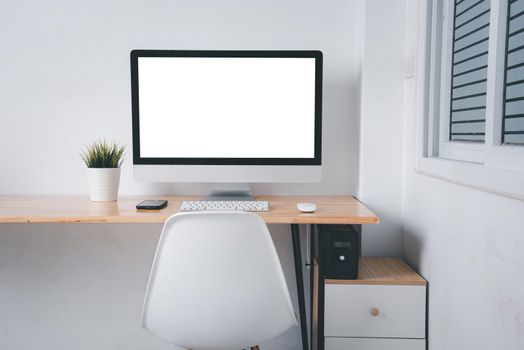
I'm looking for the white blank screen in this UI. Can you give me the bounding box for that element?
[138,57,316,158]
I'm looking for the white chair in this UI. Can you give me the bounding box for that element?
[142,211,297,350]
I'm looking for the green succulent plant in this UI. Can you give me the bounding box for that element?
[81,140,126,168]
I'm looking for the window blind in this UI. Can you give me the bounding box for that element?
[502,0,524,145]
[449,0,491,142]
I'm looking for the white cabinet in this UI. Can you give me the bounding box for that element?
[325,337,425,350]
[325,284,426,338]
[321,258,427,350]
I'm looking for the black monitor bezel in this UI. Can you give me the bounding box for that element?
[131,49,322,166]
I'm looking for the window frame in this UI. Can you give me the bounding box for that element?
[438,0,488,163]
[417,0,524,200]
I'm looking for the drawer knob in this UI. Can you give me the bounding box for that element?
[370,308,380,317]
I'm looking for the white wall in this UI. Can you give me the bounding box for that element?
[0,1,369,349]
[358,0,407,257]
[357,1,524,348]
[402,175,524,350]
[0,0,362,197]
[402,1,524,349]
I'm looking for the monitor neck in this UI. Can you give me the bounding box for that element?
[206,183,254,201]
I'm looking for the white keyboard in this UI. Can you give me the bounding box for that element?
[179,200,269,212]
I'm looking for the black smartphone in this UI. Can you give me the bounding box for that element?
[136,200,168,210]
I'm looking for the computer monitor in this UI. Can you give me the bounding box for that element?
[130,50,322,196]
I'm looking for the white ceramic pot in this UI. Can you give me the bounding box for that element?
[87,168,121,201]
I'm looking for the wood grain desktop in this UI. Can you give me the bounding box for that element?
[0,195,379,225]
[325,258,427,286]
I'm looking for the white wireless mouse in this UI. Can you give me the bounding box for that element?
[297,202,317,213]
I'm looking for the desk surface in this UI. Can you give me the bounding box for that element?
[0,195,378,225]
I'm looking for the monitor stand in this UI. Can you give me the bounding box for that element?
[206,183,254,201]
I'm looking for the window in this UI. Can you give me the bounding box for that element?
[420,0,524,199]
[502,0,524,145]
[449,0,491,143]
[426,0,524,166]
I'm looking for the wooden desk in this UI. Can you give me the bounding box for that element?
[0,195,378,350]
[0,195,378,225]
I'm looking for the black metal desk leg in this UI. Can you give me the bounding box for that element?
[291,224,309,350]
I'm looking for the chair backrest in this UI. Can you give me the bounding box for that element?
[142,211,296,350]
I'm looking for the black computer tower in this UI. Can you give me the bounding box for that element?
[318,224,360,279]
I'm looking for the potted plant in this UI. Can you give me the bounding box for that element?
[81,140,126,201]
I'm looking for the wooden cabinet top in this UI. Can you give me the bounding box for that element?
[325,258,426,286]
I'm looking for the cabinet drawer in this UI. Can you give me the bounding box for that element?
[324,284,425,338]
[325,337,425,350]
